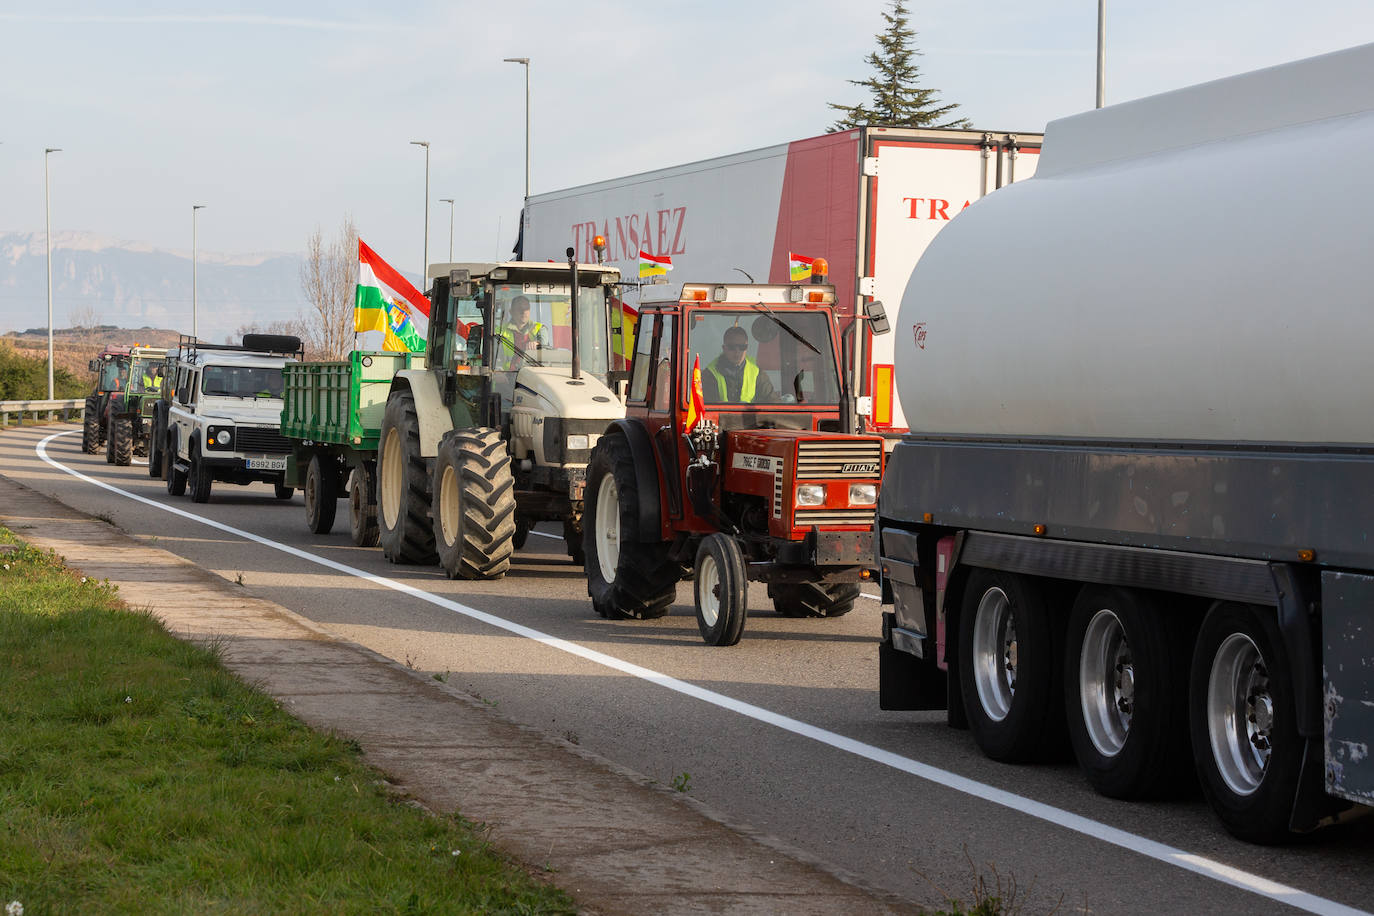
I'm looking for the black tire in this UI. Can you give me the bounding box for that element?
[563,515,585,566]
[105,419,117,464]
[189,441,213,503]
[512,515,531,550]
[583,434,677,620]
[958,569,1064,762]
[274,481,295,500]
[349,464,380,548]
[1189,602,1303,844]
[82,396,101,453]
[694,533,748,646]
[147,409,164,478]
[305,455,338,534]
[768,581,859,618]
[377,390,437,564]
[165,431,186,497]
[432,428,516,580]
[110,416,133,466]
[1065,586,1192,799]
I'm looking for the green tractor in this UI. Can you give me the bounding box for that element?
[83,345,168,466]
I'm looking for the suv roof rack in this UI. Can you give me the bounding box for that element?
[177,333,305,361]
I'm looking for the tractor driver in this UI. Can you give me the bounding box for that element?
[497,295,549,368]
[705,326,775,404]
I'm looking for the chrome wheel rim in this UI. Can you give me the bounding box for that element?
[439,465,460,546]
[1080,608,1132,757]
[971,587,1017,721]
[698,552,720,628]
[594,473,620,583]
[1208,632,1271,796]
[380,427,402,528]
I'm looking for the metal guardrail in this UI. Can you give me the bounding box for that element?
[0,398,85,427]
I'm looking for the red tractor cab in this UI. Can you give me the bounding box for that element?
[582,281,889,645]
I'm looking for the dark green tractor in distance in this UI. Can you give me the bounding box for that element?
[83,345,168,466]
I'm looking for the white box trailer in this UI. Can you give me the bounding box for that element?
[520,126,1041,436]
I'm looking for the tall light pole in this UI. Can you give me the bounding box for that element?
[503,57,530,200]
[411,140,430,281]
[192,205,206,340]
[44,147,61,400]
[439,198,455,263]
[1096,0,1106,108]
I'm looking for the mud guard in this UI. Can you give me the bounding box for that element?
[394,370,451,458]
[606,419,660,538]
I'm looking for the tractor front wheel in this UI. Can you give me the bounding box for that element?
[583,434,677,620]
[432,428,516,580]
[694,533,748,646]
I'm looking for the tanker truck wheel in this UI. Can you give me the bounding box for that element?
[958,570,1064,762]
[377,390,437,565]
[110,417,134,466]
[81,396,101,453]
[583,433,677,620]
[304,455,338,534]
[1065,586,1191,799]
[349,464,380,548]
[1189,602,1303,844]
[694,533,748,647]
[767,581,859,618]
[432,428,516,580]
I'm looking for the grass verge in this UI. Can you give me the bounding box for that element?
[0,527,575,914]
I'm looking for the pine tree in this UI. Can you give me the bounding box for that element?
[829,0,969,132]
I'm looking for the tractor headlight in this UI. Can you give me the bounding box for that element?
[566,434,590,451]
[795,484,826,507]
[848,483,877,506]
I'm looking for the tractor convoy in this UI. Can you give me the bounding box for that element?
[67,42,1374,845]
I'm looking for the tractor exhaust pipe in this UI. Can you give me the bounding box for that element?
[566,246,581,380]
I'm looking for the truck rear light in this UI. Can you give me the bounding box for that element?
[795,484,826,506]
[848,483,876,506]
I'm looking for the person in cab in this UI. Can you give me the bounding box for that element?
[704,326,775,403]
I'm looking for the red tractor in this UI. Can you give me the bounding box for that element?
[582,279,890,645]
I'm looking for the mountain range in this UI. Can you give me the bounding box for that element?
[0,230,308,343]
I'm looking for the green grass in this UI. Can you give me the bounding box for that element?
[0,528,575,915]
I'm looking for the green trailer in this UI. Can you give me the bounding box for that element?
[281,350,427,545]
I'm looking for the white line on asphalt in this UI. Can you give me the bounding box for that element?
[33,429,1368,916]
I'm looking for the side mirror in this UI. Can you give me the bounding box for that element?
[866,299,890,336]
[88,359,99,372]
[449,268,474,299]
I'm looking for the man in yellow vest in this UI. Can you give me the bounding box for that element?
[498,296,548,369]
[705,326,776,403]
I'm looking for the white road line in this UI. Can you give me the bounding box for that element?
[33,429,1368,916]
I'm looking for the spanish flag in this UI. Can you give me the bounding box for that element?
[788,252,815,282]
[639,249,672,278]
[685,354,706,431]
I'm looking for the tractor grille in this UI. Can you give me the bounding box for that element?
[796,439,882,479]
[236,425,291,454]
[796,507,877,527]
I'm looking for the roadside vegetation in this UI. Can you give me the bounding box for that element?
[0,342,86,400]
[0,526,574,915]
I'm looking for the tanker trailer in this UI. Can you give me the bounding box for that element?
[875,42,1374,844]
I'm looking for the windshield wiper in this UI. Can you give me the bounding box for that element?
[751,301,820,355]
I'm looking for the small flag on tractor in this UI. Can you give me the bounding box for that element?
[685,354,706,431]
[639,249,672,278]
[788,252,816,282]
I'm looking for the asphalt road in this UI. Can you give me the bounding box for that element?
[3,423,1372,915]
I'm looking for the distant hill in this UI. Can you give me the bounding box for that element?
[0,230,308,343]
[1,327,183,382]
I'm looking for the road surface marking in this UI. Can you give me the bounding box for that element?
[33,430,1368,916]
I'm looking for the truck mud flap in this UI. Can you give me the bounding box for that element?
[879,612,947,711]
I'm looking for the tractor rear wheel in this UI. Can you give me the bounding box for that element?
[583,434,677,620]
[110,416,134,466]
[432,428,516,580]
[82,396,101,454]
[377,390,437,564]
[349,464,380,548]
[305,455,338,534]
[768,581,860,618]
[694,533,748,646]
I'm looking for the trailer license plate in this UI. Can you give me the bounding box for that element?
[246,456,286,471]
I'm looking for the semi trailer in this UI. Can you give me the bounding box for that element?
[875,44,1374,843]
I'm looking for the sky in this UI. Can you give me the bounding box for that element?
[2,0,1373,277]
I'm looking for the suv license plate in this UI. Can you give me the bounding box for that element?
[246,457,286,471]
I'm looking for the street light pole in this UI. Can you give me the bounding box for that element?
[1096,0,1106,108]
[439,198,455,263]
[44,147,61,400]
[192,205,206,340]
[503,57,530,200]
[411,140,430,282]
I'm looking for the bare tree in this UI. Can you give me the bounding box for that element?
[299,216,358,361]
[68,304,101,349]
[228,319,310,353]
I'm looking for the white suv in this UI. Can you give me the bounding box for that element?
[163,334,302,504]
